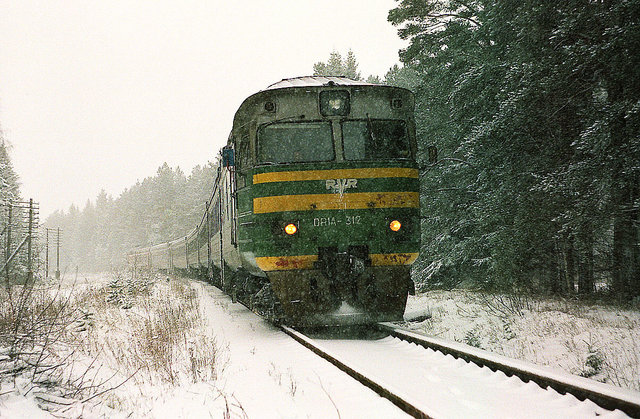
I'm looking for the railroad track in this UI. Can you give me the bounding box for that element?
[378,323,640,418]
[282,325,435,418]
[282,323,640,418]
[215,278,640,417]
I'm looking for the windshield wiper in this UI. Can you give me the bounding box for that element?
[263,114,306,127]
[366,113,378,148]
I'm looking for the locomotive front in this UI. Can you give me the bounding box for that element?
[234,77,420,325]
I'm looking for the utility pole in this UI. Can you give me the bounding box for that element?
[5,204,11,281]
[55,227,61,280]
[206,200,211,277]
[45,228,49,279]
[26,199,33,283]
[2,200,39,283]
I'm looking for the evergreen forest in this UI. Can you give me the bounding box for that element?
[43,162,217,273]
[390,0,640,298]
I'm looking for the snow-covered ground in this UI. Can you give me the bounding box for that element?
[1,273,407,418]
[316,335,629,418]
[1,273,639,418]
[403,290,640,392]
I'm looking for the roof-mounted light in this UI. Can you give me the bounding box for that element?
[320,90,350,116]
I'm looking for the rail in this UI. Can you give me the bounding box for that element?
[378,322,640,418]
[280,325,437,418]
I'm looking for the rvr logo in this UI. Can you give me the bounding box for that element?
[326,178,358,197]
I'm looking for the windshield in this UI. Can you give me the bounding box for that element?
[257,122,334,164]
[342,120,411,160]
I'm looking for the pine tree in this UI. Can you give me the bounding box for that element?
[383,64,419,90]
[313,50,362,80]
[0,129,25,278]
[343,50,361,81]
[0,136,20,204]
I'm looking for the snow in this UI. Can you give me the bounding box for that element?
[0,377,53,419]
[2,275,639,418]
[316,336,628,418]
[192,282,408,418]
[2,274,408,418]
[401,290,640,392]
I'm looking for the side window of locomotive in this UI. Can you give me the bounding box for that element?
[342,120,411,160]
[257,122,334,164]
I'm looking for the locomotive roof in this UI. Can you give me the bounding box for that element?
[230,76,413,141]
[264,76,375,90]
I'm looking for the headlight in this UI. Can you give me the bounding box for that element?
[389,220,402,232]
[284,223,298,235]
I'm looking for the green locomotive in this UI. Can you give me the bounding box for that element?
[129,76,420,325]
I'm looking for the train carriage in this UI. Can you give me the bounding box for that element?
[129,76,420,326]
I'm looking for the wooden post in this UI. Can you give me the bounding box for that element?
[45,228,49,279]
[185,236,188,269]
[206,200,211,277]
[55,227,61,280]
[219,194,225,287]
[26,199,33,283]
[5,203,11,281]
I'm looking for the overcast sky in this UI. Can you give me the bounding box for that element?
[0,0,406,219]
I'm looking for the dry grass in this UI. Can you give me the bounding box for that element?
[0,275,134,415]
[268,362,299,398]
[1,270,224,416]
[0,281,76,359]
[77,270,222,386]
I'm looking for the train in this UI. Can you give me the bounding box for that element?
[128,76,420,326]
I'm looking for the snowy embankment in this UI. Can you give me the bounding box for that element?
[1,273,638,417]
[1,273,407,418]
[403,290,640,392]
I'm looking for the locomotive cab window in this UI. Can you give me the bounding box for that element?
[342,119,411,160]
[257,121,334,164]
